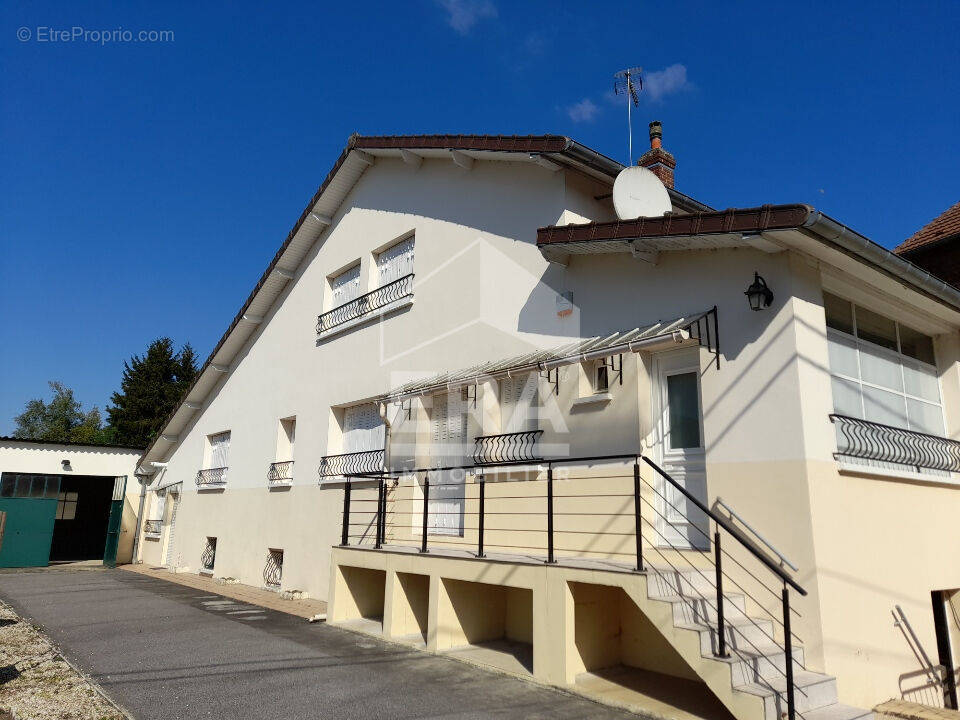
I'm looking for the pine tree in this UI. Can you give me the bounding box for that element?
[106,338,199,448]
[13,381,110,444]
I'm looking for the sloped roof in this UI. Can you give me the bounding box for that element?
[895,201,960,254]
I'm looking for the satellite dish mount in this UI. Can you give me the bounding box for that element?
[613,66,643,166]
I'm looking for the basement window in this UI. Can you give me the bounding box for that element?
[201,537,217,573]
[264,549,283,589]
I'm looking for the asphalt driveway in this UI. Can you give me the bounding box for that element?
[0,568,635,719]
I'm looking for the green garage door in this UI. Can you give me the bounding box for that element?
[0,474,61,568]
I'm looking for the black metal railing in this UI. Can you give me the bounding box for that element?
[268,461,294,484]
[337,451,808,720]
[831,414,960,473]
[318,449,385,478]
[144,519,162,536]
[473,430,543,465]
[196,467,228,487]
[317,273,414,334]
[263,550,283,588]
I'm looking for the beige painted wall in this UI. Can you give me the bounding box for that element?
[0,441,142,564]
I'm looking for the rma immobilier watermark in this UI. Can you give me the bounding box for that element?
[17,26,174,44]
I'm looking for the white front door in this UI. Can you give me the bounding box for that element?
[654,351,709,550]
[430,391,466,536]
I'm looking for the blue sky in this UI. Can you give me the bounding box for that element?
[1,0,958,434]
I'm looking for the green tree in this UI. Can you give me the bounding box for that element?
[13,381,111,444]
[106,338,199,448]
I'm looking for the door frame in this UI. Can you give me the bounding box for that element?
[651,348,708,550]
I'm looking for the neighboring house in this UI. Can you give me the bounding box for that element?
[0,437,142,567]
[895,201,960,289]
[135,129,960,719]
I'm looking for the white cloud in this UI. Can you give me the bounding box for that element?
[436,0,497,34]
[567,98,599,123]
[643,64,688,101]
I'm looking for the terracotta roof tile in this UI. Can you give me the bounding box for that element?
[895,201,960,254]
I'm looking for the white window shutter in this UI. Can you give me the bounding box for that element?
[343,403,384,453]
[332,265,361,306]
[377,237,414,286]
[210,432,230,468]
[501,374,537,432]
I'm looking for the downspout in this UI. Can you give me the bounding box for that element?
[131,473,149,563]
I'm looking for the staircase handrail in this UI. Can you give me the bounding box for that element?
[642,456,806,596]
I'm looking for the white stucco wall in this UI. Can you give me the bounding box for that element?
[140,154,960,709]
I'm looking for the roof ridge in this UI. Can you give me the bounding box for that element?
[895,200,960,254]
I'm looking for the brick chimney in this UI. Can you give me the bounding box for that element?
[637,120,676,189]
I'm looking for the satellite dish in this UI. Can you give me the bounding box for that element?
[612,166,671,220]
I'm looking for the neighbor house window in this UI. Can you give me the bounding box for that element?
[330,264,361,308]
[376,236,414,286]
[825,292,943,434]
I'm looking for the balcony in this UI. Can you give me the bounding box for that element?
[316,273,414,337]
[831,414,960,474]
[473,430,543,465]
[267,460,294,485]
[143,519,162,537]
[318,450,385,479]
[196,467,228,488]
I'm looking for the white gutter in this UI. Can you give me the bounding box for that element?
[802,211,960,313]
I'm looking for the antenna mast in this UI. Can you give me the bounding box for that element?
[613,66,643,165]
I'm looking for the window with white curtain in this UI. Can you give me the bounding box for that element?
[376,236,414,286]
[342,403,384,454]
[824,292,943,435]
[330,264,361,308]
[208,431,231,468]
[500,373,539,433]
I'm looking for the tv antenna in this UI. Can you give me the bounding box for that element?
[613,66,643,165]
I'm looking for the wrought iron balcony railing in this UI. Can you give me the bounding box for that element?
[318,449,385,478]
[316,273,414,335]
[474,430,543,465]
[267,461,294,484]
[196,467,228,488]
[831,414,960,473]
[143,519,162,536]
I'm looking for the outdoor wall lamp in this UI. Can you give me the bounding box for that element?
[61,459,72,470]
[745,272,774,311]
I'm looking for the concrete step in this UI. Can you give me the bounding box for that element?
[648,567,719,596]
[802,703,874,720]
[655,592,750,626]
[735,670,839,720]
[712,643,807,686]
[678,615,779,657]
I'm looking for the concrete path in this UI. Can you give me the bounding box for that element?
[119,564,327,619]
[0,567,639,719]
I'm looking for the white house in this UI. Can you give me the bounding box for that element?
[134,129,960,719]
